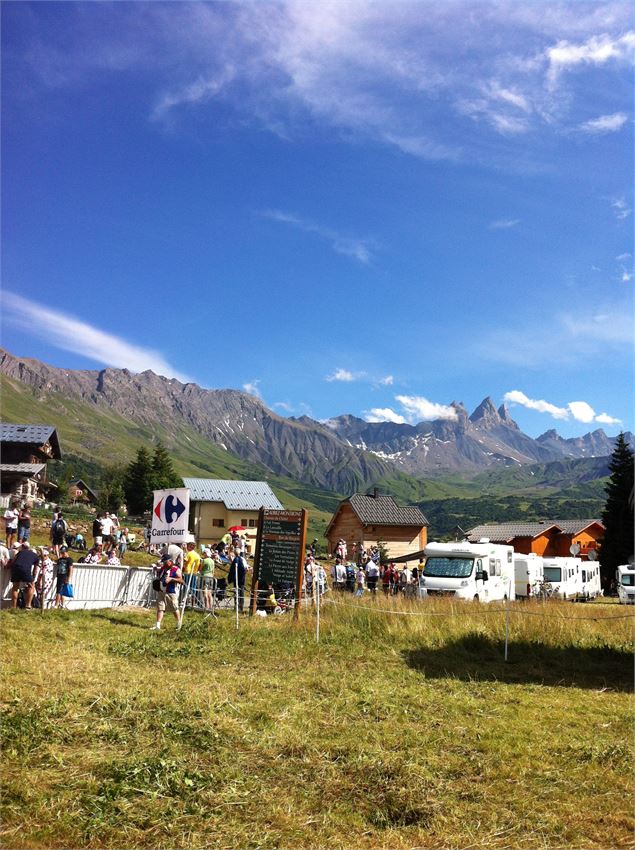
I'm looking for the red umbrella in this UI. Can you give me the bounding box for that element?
[228,525,246,533]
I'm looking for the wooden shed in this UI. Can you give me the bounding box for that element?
[326,491,428,562]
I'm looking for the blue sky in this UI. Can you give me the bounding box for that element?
[1,1,633,438]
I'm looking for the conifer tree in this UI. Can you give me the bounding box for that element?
[151,442,182,492]
[599,433,634,589]
[123,447,154,515]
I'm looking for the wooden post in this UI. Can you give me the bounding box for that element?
[294,509,308,621]
[249,507,265,616]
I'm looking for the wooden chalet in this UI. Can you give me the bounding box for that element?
[0,423,62,505]
[68,479,99,505]
[467,519,604,560]
[326,490,428,561]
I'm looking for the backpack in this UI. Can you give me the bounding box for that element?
[53,518,65,536]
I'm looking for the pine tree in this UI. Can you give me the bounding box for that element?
[599,433,634,590]
[123,447,154,515]
[97,465,126,514]
[151,442,182,492]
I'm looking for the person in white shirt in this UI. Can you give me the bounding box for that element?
[100,514,114,546]
[333,559,347,590]
[4,506,18,549]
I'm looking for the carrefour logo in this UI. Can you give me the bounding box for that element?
[154,495,186,524]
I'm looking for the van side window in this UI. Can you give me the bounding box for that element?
[582,570,587,582]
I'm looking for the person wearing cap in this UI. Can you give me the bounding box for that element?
[151,558,183,631]
[9,542,39,609]
[54,546,74,609]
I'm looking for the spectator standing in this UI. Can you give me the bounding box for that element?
[35,547,55,606]
[4,504,19,549]
[17,505,31,543]
[401,565,413,596]
[367,559,380,594]
[334,558,347,591]
[228,551,249,612]
[354,566,366,597]
[50,512,68,558]
[183,541,201,605]
[118,529,129,559]
[200,548,216,611]
[100,513,114,548]
[10,542,39,608]
[92,513,103,548]
[151,558,183,631]
[345,561,356,593]
[54,546,74,608]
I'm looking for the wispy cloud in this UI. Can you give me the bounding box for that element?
[378,375,394,386]
[489,218,521,230]
[365,407,407,424]
[326,367,360,383]
[13,4,635,166]
[546,31,635,87]
[504,390,621,426]
[260,209,375,264]
[578,112,628,134]
[1,290,192,382]
[364,394,458,424]
[242,379,262,399]
[611,197,632,220]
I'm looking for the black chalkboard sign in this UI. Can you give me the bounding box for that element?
[251,508,308,619]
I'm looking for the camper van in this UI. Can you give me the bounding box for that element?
[579,561,602,600]
[542,557,583,600]
[420,541,515,602]
[513,553,544,598]
[616,564,635,604]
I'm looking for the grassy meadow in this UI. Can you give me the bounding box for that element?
[1,597,633,850]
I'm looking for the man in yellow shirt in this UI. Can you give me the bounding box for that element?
[182,541,201,607]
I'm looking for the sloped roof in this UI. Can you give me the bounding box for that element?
[551,519,604,534]
[0,423,61,458]
[0,463,46,475]
[467,522,562,542]
[345,493,428,527]
[182,478,283,510]
[467,519,604,542]
[69,479,99,500]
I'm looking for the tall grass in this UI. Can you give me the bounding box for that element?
[1,599,632,850]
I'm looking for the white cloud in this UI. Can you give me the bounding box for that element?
[242,379,262,399]
[504,390,569,420]
[489,218,521,230]
[260,209,374,264]
[616,253,632,261]
[567,400,596,424]
[611,197,632,220]
[378,375,394,386]
[578,112,628,134]
[546,31,635,86]
[504,390,621,426]
[395,394,458,422]
[595,412,622,425]
[365,407,407,424]
[273,401,294,413]
[621,268,633,283]
[1,290,192,382]
[326,368,357,382]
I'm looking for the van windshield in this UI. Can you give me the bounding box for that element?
[544,567,561,582]
[621,574,635,587]
[423,557,474,578]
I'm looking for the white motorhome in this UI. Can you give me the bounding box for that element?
[420,541,515,602]
[616,564,635,604]
[513,553,544,599]
[542,557,583,600]
[579,561,602,600]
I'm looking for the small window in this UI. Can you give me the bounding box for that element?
[241,519,248,526]
[582,570,587,582]
[212,518,225,528]
[248,519,258,528]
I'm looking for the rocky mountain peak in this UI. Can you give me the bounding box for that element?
[469,396,501,426]
[497,403,519,430]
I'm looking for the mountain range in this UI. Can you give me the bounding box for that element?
[0,348,629,500]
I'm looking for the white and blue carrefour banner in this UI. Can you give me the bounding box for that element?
[150,488,190,545]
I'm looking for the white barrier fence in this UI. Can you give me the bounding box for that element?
[1,564,156,610]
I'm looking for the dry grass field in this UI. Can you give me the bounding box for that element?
[1,596,633,850]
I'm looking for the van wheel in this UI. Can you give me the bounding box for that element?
[473,594,479,601]
[503,594,508,601]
